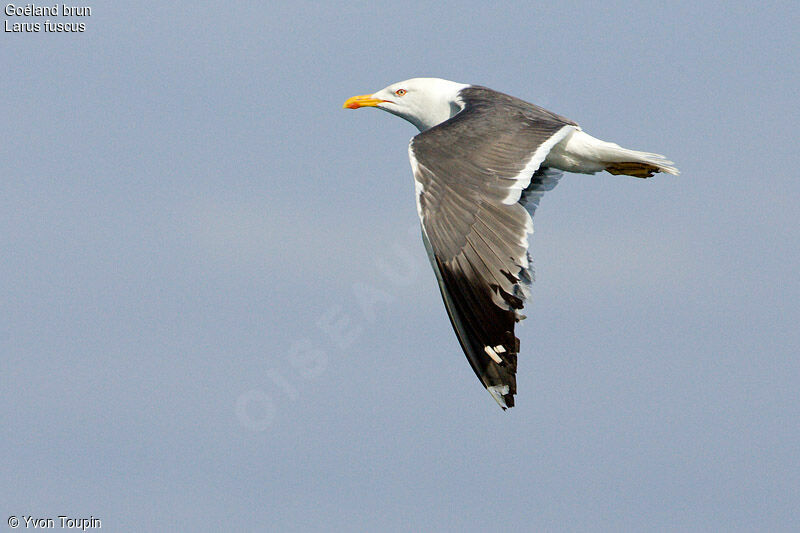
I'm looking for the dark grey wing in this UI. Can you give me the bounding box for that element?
[409,87,576,408]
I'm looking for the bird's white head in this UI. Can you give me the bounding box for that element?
[343,78,469,132]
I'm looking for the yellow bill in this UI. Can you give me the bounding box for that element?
[343,94,387,109]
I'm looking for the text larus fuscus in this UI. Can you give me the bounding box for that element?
[343,78,678,409]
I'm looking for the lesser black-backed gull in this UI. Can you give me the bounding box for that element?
[344,78,678,409]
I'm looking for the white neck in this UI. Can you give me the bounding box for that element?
[409,97,465,131]
[411,79,469,131]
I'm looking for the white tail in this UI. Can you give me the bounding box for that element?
[545,128,679,178]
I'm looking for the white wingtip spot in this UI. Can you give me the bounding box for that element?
[487,385,510,408]
[494,344,506,353]
[484,345,503,364]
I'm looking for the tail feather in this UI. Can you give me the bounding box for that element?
[601,145,680,177]
[546,129,680,177]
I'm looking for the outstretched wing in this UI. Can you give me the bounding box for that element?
[409,86,576,408]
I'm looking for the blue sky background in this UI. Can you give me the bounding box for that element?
[2,1,799,531]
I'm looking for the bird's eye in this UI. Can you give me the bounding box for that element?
[395,89,407,96]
